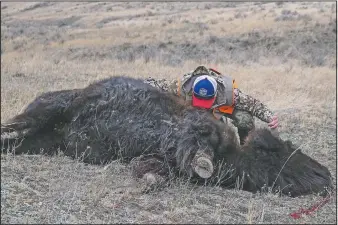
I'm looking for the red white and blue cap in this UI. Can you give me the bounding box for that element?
[192,75,217,109]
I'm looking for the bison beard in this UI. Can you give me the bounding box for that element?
[1,76,333,197]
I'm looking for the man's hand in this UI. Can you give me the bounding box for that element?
[268,115,279,129]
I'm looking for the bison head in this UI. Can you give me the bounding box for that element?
[175,108,240,179]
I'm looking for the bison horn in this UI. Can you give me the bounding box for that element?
[191,150,214,179]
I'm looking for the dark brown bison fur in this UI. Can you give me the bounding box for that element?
[1,76,226,179]
[212,128,333,197]
[1,76,333,197]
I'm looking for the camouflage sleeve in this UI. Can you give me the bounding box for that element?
[234,88,274,123]
[144,77,179,95]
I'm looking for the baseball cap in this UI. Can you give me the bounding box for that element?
[192,75,217,109]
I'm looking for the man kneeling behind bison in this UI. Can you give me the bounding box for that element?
[144,65,279,145]
[1,76,333,197]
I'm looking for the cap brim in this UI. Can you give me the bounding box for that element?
[192,94,216,109]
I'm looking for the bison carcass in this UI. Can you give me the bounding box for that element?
[1,76,333,197]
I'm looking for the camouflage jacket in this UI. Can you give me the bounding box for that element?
[144,66,274,123]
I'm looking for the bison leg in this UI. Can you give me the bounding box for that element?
[1,125,30,141]
[129,152,214,192]
[130,154,171,179]
[1,89,79,142]
[129,155,170,192]
[1,90,80,155]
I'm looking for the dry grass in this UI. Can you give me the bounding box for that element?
[1,2,337,224]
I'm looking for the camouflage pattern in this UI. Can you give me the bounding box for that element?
[228,110,255,131]
[143,78,176,93]
[144,66,275,132]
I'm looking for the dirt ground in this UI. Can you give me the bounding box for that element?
[1,2,337,224]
